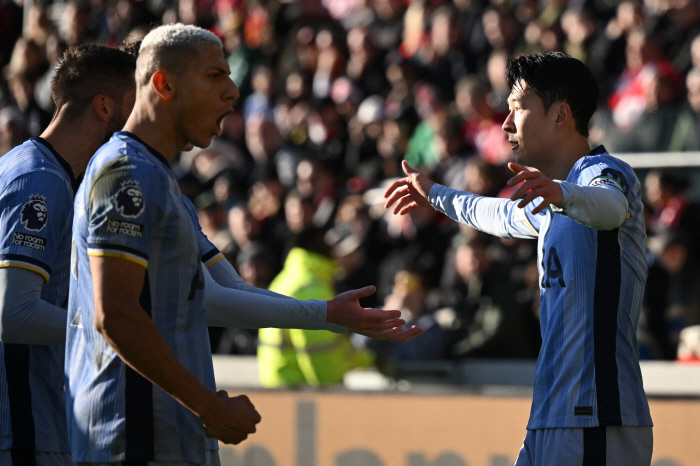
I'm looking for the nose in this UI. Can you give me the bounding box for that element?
[502,109,515,134]
[225,77,240,103]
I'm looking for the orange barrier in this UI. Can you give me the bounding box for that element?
[219,390,700,466]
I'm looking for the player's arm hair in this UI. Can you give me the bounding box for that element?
[0,267,66,345]
[202,265,346,332]
[91,255,223,421]
[553,181,628,230]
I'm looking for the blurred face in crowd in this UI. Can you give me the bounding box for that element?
[686,70,700,113]
[502,81,552,169]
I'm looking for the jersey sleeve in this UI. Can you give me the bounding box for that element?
[180,194,224,268]
[86,160,166,268]
[428,183,544,239]
[0,171,72,282]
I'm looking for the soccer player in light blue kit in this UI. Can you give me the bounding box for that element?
[385,52,653,465]
[65,24,422,466]
[0,45,137,466]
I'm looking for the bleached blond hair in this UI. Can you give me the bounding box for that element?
[136,23,222,87]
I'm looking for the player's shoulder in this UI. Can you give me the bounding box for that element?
[574,145,637,194]
[0,139,69,194]
[87,132,168,183]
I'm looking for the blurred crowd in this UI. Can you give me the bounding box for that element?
[3,0,700,373]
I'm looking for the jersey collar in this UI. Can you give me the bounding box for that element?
[588,145,607,156]
[116,131,171,169]
[30,136,78,191]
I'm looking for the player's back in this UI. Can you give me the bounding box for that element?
[528,147,652,430]
[0,138,74,455]
[65,132,216,464]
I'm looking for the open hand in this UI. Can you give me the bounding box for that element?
[327,286,405,332]
[507,162,563,215]
[384,161,435,215]
[203,391,261,445]
[326,286,425,341]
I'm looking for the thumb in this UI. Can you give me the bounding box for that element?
[402,160,418,175]
[345,285,376,300]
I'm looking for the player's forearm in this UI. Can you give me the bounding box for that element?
[428,183,535,239]
[207,258,293,300]
[203,267,346,332]
[96,302,219,420]
[0,267,66,344]
[552,181,628,230]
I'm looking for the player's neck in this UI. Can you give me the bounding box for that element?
[542,135,592,180]
[40,116,101,179]
[123,103,184,163]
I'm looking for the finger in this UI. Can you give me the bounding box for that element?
[352,318,406,332]
[517,189,543,209]
[507,170,539,187]
[392,193,416,215]
[397,201,419,216]
[341,285,376,301]
[507,162,529,174]
[383,178,409,199]
[216,390,229,399]
[360,308,403,322]
[384,185,411,209]
[402,160,418,175]
[510,178,545,201]
[390,326,425,342]
[531,197,555,215]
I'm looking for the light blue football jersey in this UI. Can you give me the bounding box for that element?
[65,131,218,464]
[429,146,652,429]
[0,138,73,455]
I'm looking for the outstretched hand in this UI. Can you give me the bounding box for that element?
[507,162,564,215]
[384,161,435,215]
[326,285,425,341]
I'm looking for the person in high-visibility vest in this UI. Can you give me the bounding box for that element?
[258,228,373,387]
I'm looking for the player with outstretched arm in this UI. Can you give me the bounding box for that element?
[384,52,653,466]
[65,24,421,466]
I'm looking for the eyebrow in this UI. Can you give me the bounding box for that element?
[205,66,229,74]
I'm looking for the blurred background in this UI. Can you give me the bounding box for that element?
[3,0,700,463]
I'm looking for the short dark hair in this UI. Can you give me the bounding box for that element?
[505,52,599,137]
[51,44,136,121]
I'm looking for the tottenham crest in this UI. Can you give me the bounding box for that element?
[114,180,145,218]
[21,194,48,231]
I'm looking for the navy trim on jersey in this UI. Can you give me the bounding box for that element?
[201,247,220,264]
[3,344,37,461]
[115,132,170,169]
[594,229,623,426]
[124,273,154,461]
[589,145,606,156]
[583,426,606,465]
[0,254,53,276]
[31,137,77,190]
[87,243,149,261]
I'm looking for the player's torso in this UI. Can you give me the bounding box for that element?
[0,139,72,453]
[529,153,651,429]
[66,133,214,463]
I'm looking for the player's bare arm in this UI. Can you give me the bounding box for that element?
[91,255,261,445]
[384,160,435,215]
[507,162,564,215]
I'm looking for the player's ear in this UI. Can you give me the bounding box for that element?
[151,70,175,100]
[92,95,115,123]
[554,101,571,129]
